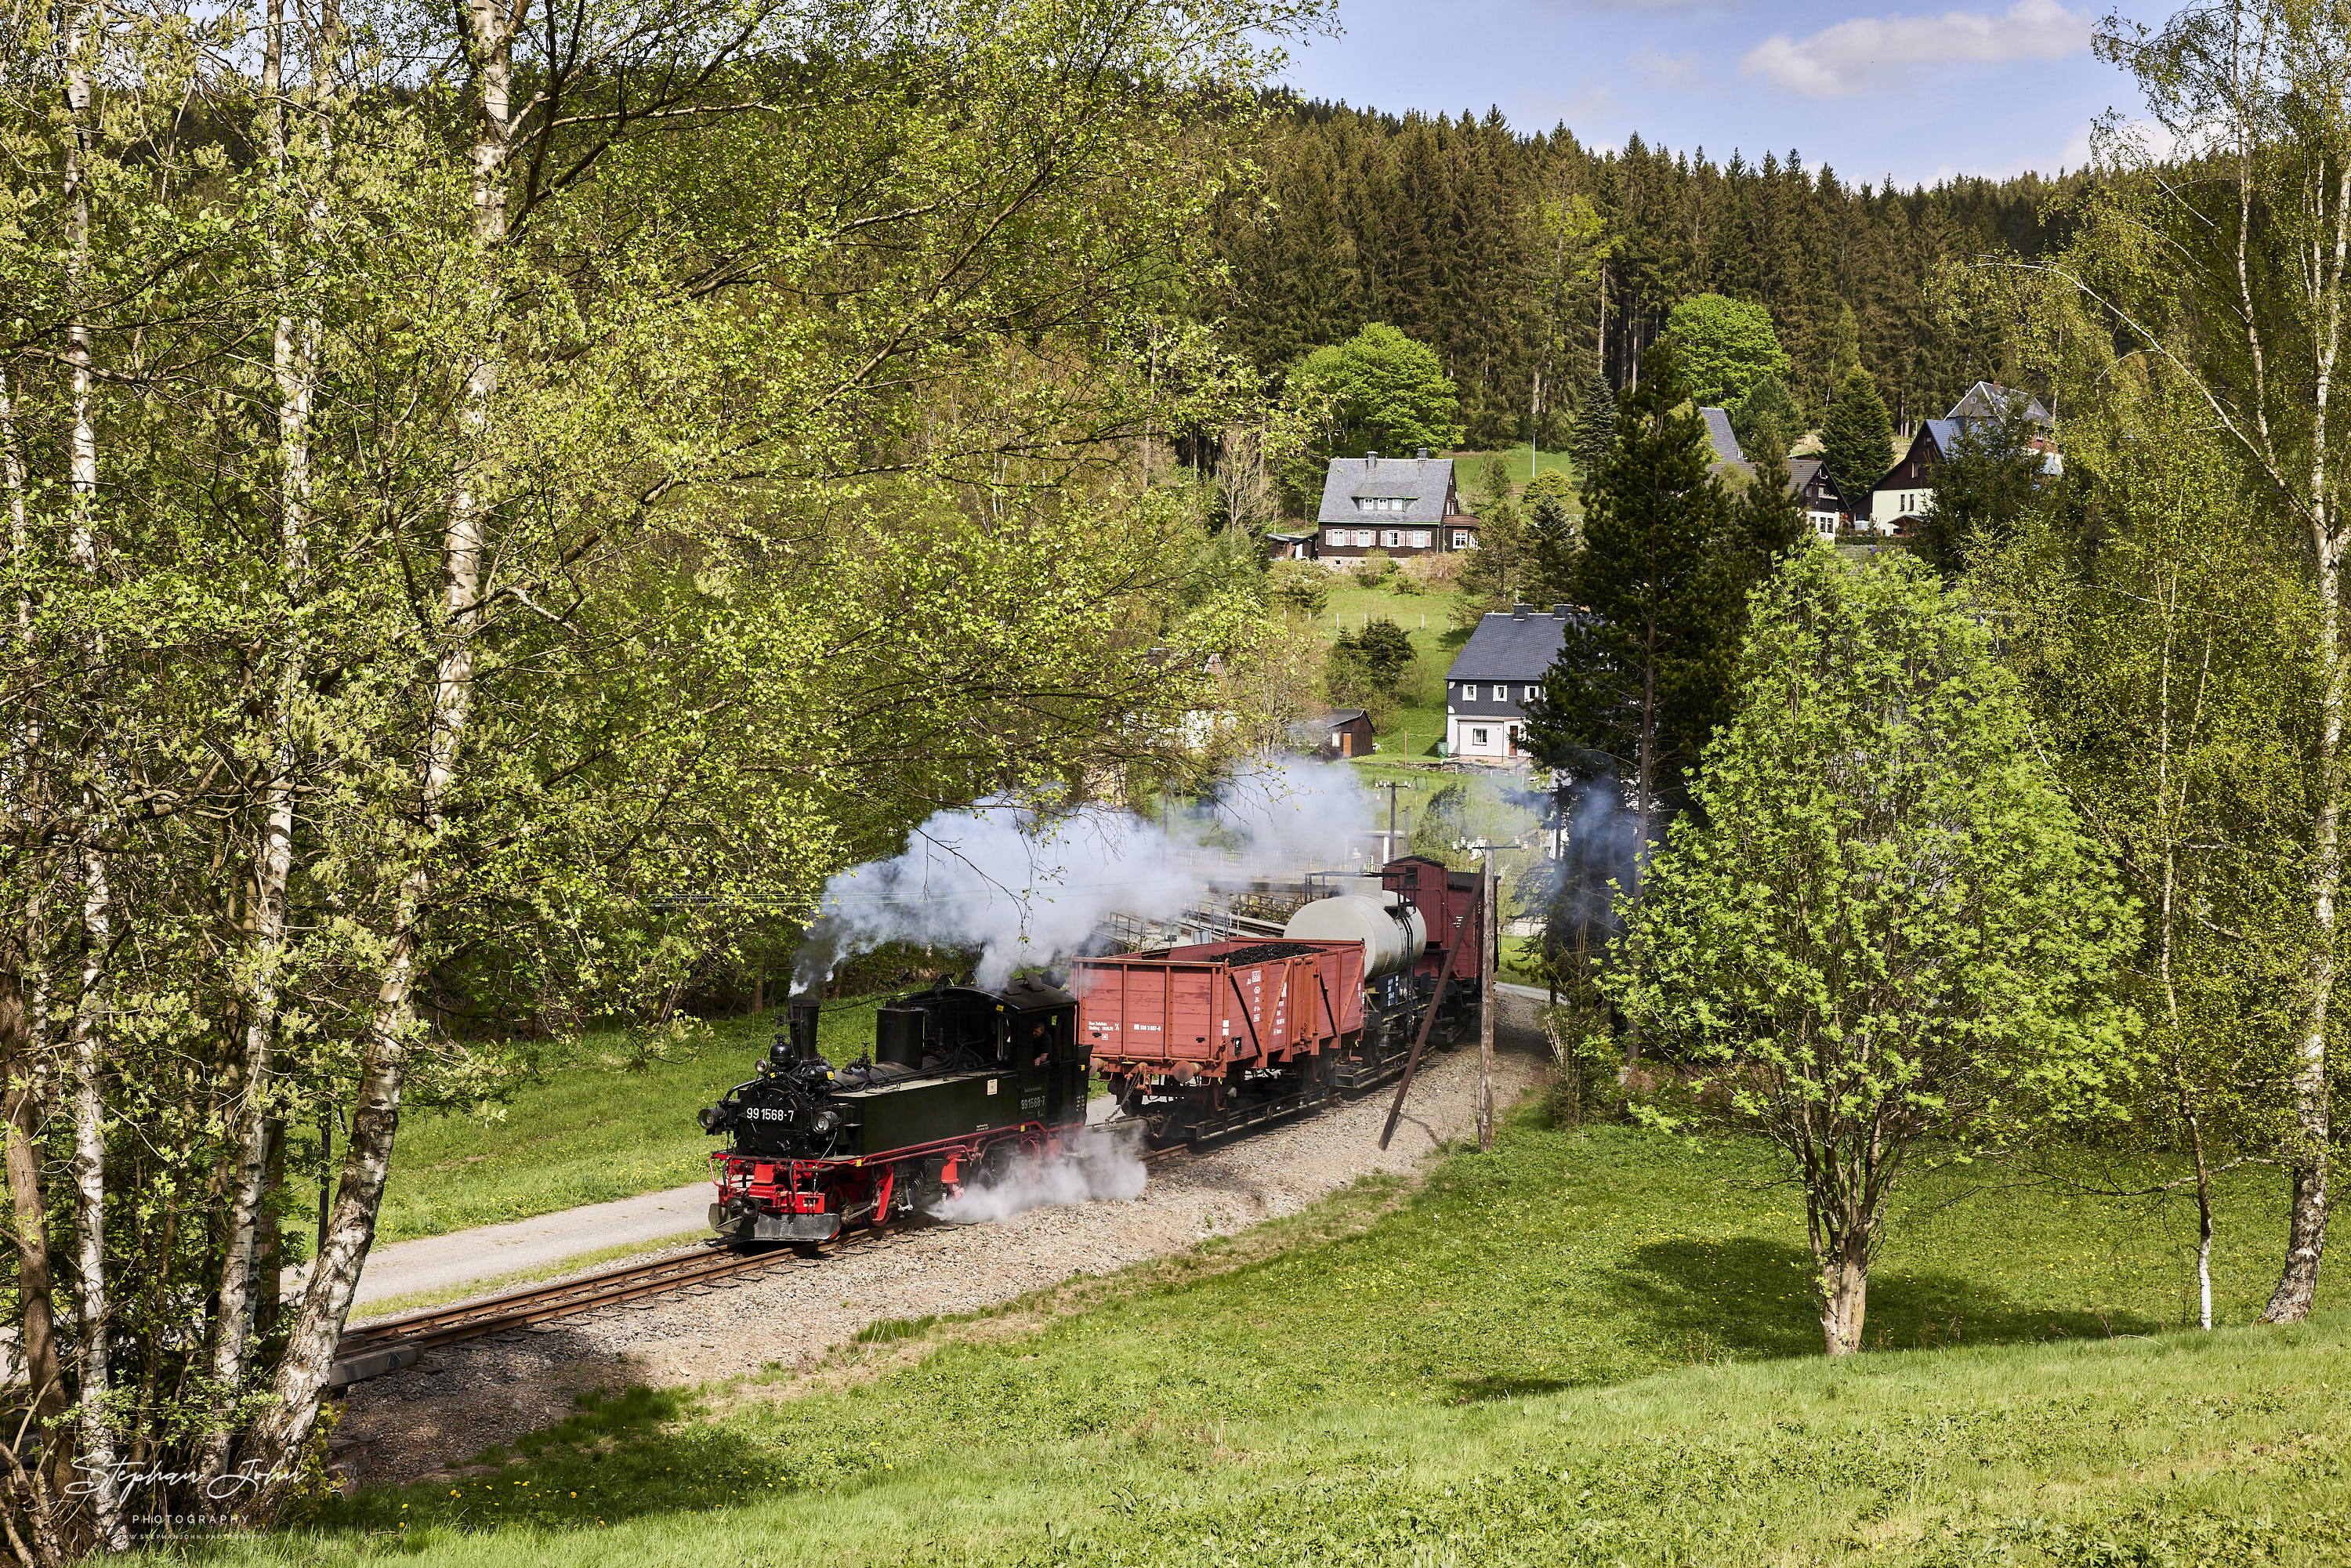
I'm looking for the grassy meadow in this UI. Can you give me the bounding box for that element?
[212,1104,2350,1566]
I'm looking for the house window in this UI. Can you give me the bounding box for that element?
[1383,530,1402,547]
[1411,531,1430,547]
[1452,531,1471,549]
[1523,685,1538,701]
[1471,727,1490,750]
[1461,683,1477,701]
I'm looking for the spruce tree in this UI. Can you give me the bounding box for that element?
[1821,366,1896,509]
[1571,370,1616,486]
[1729,373,1802,467]
[1521,469,1581,605]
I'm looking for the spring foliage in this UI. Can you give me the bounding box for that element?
[1610,550,2137,1354]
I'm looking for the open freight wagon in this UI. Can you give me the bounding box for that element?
[1073,854,1487,1144]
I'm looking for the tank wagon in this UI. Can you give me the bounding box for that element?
[1074,853,1486,1143]
[699,976,1088,1243]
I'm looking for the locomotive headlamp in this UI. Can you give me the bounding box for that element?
[697,1103,737,1134]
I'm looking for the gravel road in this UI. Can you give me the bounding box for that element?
[332,995,1550,1487]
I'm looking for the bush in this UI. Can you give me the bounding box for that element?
[1400,552,1462,593]
[1267,558,1330,617]
[1354,547,1396,587]
[1326,617,1416,713]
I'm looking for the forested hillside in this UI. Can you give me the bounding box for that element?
[1203,100,2087,444]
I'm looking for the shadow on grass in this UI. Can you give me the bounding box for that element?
[1614,1236,2164,1361]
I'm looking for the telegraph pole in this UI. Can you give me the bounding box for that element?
[1370,780,1412,862]
[1479,845,1497,1151]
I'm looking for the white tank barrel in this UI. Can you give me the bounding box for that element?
[1283,894,1428,980]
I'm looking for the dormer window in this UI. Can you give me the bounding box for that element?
[1353,497,1407,514]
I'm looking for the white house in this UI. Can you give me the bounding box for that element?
[1442,603,1578,763]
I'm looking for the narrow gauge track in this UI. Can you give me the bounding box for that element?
[328,1141,1197,1385]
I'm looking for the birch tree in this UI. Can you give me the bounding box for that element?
[2057,0,2351,1322]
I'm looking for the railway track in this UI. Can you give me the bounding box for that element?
[328,1141,1197,1386]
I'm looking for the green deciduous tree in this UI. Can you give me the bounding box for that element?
[1288,322,1465,457]
[1612,549,2136,1356]
[1820,364,1896,508]
[1977,367,2310,1331]
[1663,292,1792,407]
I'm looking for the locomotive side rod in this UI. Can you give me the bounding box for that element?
[1377,911,1472,1150]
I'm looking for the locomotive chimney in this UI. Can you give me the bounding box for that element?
[788,997,821,1061]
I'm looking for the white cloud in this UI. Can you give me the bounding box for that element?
[1635,49,1709,90]
[1741,0,2091,99]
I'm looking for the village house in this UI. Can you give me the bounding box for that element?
[1315,451,1480,567]
[1787,456,1852,541]
[1443,603,1577,764]
[1698,407,1750,477]
[1288,708,1376,759]
[1868,381,2060,534]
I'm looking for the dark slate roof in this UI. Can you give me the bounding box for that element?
[1318,708,1368,727]
[1444,607,1583,682]
[1699,407,1744,465]
[1946,381,2052,428]
[1787,456,1843,501]
[1315,454,1456,525]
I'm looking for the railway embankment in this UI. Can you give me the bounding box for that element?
[324,995,1551,1487]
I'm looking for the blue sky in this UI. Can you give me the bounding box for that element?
[1275,0,2171,189]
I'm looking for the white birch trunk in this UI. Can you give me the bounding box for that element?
[2265,157,2349,1324]
[202,0,324,1479]
[56,1,123,1546]
[248,0,513,1493]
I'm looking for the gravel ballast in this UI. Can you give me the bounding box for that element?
[333,997,1550,1487]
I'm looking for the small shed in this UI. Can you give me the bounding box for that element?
[1291,708,1375,759]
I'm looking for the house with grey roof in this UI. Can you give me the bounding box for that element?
[1314,451,1480,567]
[1947,381,2053,438]
[1787,457,1850,541]
[1443,603,1581,764]
[1869,418,1960,534]
[1867,382,2062,535]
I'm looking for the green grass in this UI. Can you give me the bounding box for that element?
[1309,583,1465,759]
[226,1107,2348,1566]
[1448,445,1581,493]
[312,998,904,1247]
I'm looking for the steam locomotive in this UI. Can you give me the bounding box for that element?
[700,976,1089,1243]
[697,854,1486,1244]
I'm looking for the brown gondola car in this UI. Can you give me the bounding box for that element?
[1074,855,1484,1142]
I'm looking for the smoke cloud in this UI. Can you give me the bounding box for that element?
[790,759,1375,992]
[925,1128,1149,1224]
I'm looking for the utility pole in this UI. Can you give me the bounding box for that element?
[1479,846,1497,1152]
[1370,780,1413,863]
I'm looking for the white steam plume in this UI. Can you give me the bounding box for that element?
[790,759,1375,993]
[925,1128,1148,1224]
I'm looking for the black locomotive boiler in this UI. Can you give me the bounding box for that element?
[699,976,1090,1244]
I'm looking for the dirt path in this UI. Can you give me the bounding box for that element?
[332,996,1550,1487]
